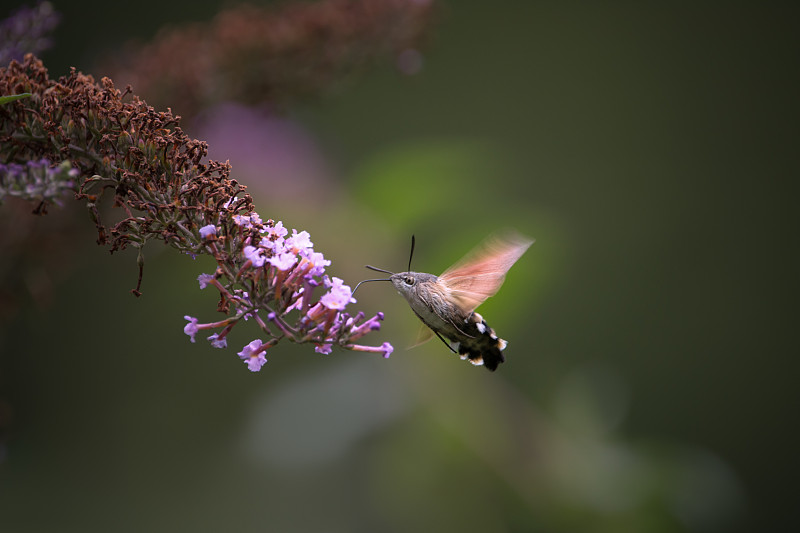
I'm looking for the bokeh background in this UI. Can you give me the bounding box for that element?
[1,1,797,531]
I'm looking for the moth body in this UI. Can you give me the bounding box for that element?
[357,232,532,372]
[390,271,508,370]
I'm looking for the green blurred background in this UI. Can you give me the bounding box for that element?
[1,1,797,531]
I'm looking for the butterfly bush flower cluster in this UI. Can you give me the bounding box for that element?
[183,215,393,371]
[0,0,428,369]
[0,55,392,370]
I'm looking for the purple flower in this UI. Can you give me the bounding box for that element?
[197,273,214,289]
[265,220,288,239]
[347,341,395,359]
[233,213,260,228]
[259,236,284,254]
[207,333,227,349]
[238,339,267,371]
[320,277,355,310]
[175,212,390,369]
[285,288,305,313]
[233,212,264,227]
[348,312,385,340]
[303,251,331,277]
[199,224,217,239]
[243,245,267,267]
[268,251,297,271]
[380,342,394,358]
[180,216,390,369]
[183,316,199,343]
[286,229,313,254]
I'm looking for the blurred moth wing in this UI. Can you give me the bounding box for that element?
[439,232,534,313]
[409,325,435,348]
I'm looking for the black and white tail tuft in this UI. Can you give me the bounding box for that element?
[454,312,508,371]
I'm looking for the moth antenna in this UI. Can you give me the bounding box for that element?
[408,234,416,272]
[365,265,395,275]
[352,277,392,295]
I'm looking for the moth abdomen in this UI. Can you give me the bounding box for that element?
[453,311,508,371]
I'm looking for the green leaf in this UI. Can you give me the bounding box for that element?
[0,93,32,105]
[351,139,503,226]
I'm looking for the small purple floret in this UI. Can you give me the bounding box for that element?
[319,277,355,310]
[199,224,217,239]
[207,333,227,349]
[268,251,297,271]
[304,251,331,276]
[315,344,333,355]
[265,220,288,239]
[381,342,394,358]
[183,316,199,343]
[238,339,267,371]
[286,229,313,253]
[243,245,266,267]
[197,273,214,289]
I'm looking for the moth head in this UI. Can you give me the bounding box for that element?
[389,271,437,299]
[389,271,416,294]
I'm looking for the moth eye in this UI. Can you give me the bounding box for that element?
[403,276,415,286]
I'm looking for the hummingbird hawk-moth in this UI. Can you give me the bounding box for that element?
[355,232,533,371]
